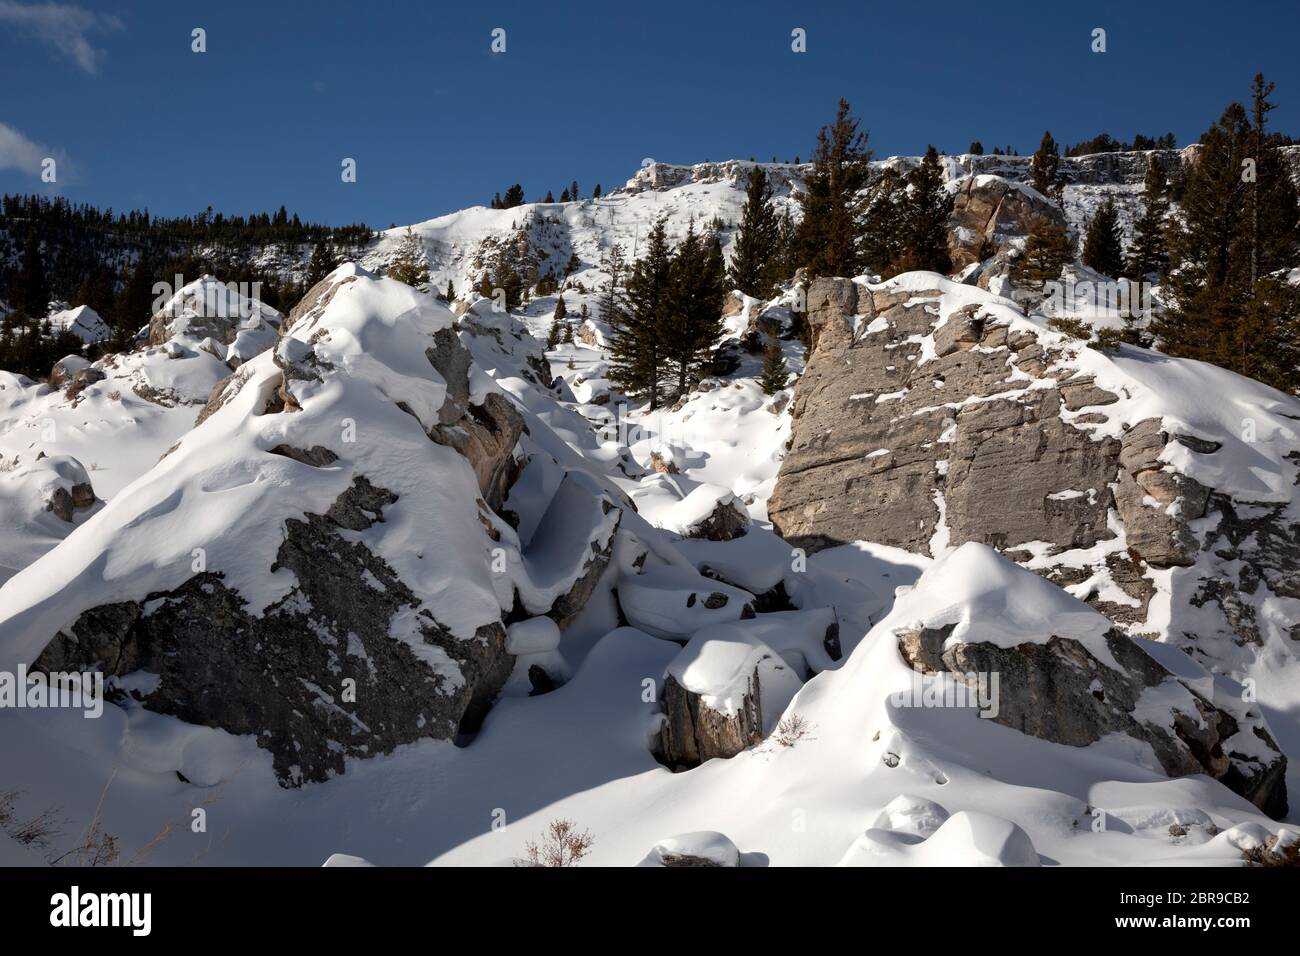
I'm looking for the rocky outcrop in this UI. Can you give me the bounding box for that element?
[948,176,1066,271]
[770,275,1300,696]
[34,477,513,785]
[9,267,573,788]
[897,621,1288,817]
[771,279,1122,559]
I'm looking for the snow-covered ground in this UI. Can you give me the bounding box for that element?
[1,160,1297,868]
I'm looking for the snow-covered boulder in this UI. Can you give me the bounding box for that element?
[660,484,751,541]
[839,810,1040,867]
[638,831,740,867]
[617,565,756,640]
[503,615,568,695]
[893,544,1288,817]
[47,305,110,344]
[146,275,281,364]
[656,627,803,768]
[0,453,100,585]
[0,266,537,786]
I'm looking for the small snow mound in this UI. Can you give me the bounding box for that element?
[505,617,561,655]
[924,811,1040,866]
[638,831,740,867]
[871,794,951,838]
[322,853,376,867]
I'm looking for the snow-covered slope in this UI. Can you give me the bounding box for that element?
[2,153,1299,869]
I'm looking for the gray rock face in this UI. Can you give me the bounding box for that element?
[897,623,1288,818]
[34,476,513,786]
[769,280,1300,669]
[770,284,1120,559]
[948,177,1066,270]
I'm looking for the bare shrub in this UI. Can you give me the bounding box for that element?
[516,819,595,867]
[8,806,63,850]
[774,713,815,747]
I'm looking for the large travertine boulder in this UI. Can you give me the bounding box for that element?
[948,175,1066,270]
[0,266,607,787]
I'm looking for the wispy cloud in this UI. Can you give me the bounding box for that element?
[0,1,124,74]
[0,121,71,182]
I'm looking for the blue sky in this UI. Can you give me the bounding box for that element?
[2,0,1298,228]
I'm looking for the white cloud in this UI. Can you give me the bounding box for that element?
[0,1,124,74]
[0,122,71,183]
[0,122,49,173]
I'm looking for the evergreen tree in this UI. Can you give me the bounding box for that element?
[1156,76,1300,389]
[386,227,430,286]
[728,166,779,297]
[1011,213,1070,306]
[305,241,337,288]
[609,217,672,408]
[553,294,567,323]
[1126,157,1170,279]
[861,166,907,275]
[543,190,555,203]
[1081,197,1125,277]
[559,188,570,202]
[17,230,49,317]
[759,335,789,395]
[969,141,984,155]
[570,181,579,202]
[501,184,525,208]
[446,279,455,301]
[897,145,954,275]
[794,99,873,277]
[1029,130,1065,202]
[663,223,727,398]
[593,184,602,199]
[110,256,154,350]
[597,242,627,325]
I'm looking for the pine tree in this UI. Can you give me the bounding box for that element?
[759,335,789,395]
[663,223,726,398]
[610,217,672,408]
[570,181,579,202]
[110,256,154,350]
[597,242,627,325]
[386,227,430,286]
[969,141,984,156]
[1156,76,1300,389]
[553,294,567,323]
[794,99,873,277]
[593,184,602,199]
[897,145,954,275]
[559,188,570,202]
[543,190,555,203]
[502,184,525,208]
[17,230,49,318]
[446,279,455,301]
[1126,157,1169,279]
[546,313,562,348]
[306,241,337,288]
[1011,213,1070,305]
[1081,197,1125,277]
[861,166,908,275]
[728,166,779,297]
[1029,131,1065,202]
